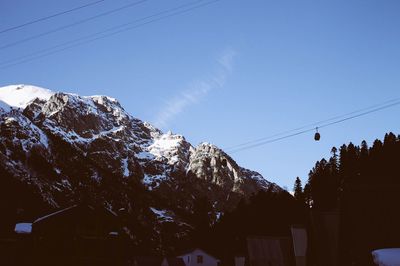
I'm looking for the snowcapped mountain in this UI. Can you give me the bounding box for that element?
[0,84,281,250]
[0,84,54,109]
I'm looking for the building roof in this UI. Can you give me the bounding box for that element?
[33,205,78,224]
[33,204,117,224]
[247,236,294,266]
[32,204,120,235]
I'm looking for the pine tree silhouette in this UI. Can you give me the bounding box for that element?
[293,177,304,202]
[301,131,400,266]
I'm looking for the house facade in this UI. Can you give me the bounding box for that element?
[177,248,220,266]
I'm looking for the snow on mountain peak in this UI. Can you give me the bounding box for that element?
[195,142,223,155]
[0,100,10,113]
[91,95,118,105]
[0,84,280,226]
[0,85,54,108]
[198,142,216,148]
[148,132,192,165]
[150,132,185,151]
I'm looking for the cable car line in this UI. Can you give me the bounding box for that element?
[0,0,220,70]
[0,0,106,35]
[228,99,400,154]
[0,0,149,51]
[225,97,400,151]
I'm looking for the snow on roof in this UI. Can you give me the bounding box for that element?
[33,205,78,223]
[372,248,400,266]
[33,204,118,225]
[15,223,32,234]
[0,84,54,108]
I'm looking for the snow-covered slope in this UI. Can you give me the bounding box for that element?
[0,100,10,113]
[0,84,54,109]
[0,84,285,254]
[0,84,281,242]
[148,131,192,167]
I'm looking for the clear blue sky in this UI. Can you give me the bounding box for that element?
[1,0,400,189]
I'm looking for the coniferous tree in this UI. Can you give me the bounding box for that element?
[293,177,304,202]
[303,132,400,265]
[330,147,339,174]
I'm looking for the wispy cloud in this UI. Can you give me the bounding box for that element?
[153,48,236,129]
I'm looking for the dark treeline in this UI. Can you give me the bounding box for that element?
[294,132,400,265]
[295,132,400,210]
[182,188,307,265]
[3,130,400,265]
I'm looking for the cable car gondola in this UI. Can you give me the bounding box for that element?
[314,127,320,141]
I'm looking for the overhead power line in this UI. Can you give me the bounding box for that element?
[0,0,106,35]
[0,0,220,70]
[0,0,149,50]
[225,97,400,151]
[227,98,400,154]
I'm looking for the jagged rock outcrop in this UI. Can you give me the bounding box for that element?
[0,84,281,252]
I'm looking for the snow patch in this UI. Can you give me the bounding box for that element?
[0,84,54,108]
[3,112,50,149]
[148,132,188,165]
[372,248,400,266]
[122,157,129,177]
[15,223,32,234]
[150,207,174,222]
[136,151,154,160]
[142,174,168,189]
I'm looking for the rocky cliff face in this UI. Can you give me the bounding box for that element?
[0,84,281,252]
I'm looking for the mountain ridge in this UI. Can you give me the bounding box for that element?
[0,84,281,251]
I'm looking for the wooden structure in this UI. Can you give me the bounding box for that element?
[246,236,295,266]
[30,204,124,265]
[234,256,246,266]
[310,211,340,266]
[290,225,308,266]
